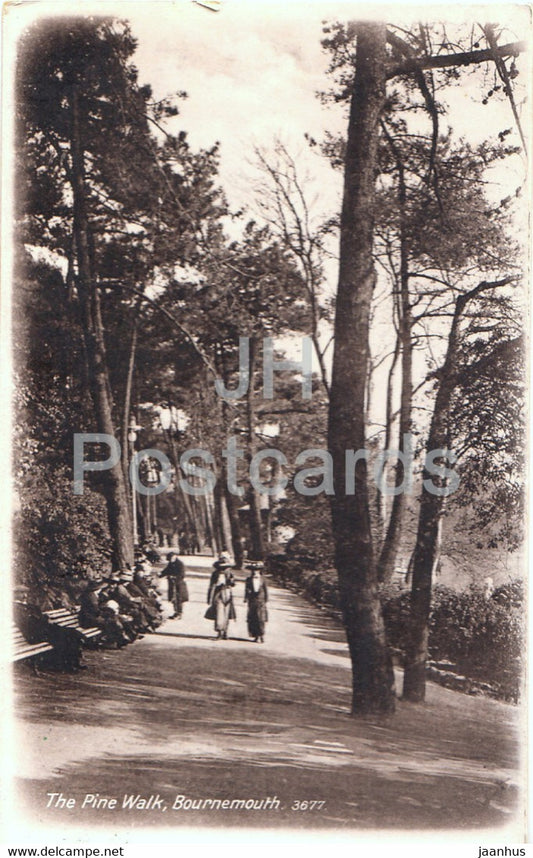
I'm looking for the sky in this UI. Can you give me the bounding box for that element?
[121,0,529,392]
[123,0,528,214]
[127,1,349,221]
[6,1,528,233]
[3,0,530,415]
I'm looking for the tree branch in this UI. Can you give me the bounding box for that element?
[387,39,526,79]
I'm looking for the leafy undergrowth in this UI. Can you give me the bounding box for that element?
[268,555,523,702]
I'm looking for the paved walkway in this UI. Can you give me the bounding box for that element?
[10,557,524,835]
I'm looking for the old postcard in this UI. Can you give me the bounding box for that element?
[1,0,530,851]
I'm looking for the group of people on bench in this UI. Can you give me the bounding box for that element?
[15,549,272,672]
[14,554,163,672]
[79,562,163,647]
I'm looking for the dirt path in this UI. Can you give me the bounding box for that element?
[11,558,524,834]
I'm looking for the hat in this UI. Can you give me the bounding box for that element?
[245,560,264,571]
[216,551,234,569]
[119,570,134,582]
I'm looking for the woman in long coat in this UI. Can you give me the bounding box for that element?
[160,552,189,619]
[206,557,235,640]
[244,561,268,643]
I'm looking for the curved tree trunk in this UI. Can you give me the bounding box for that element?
[121,318,138,490]
[376,331,401,543]
[378,153,412,584]
[403,293,464,701]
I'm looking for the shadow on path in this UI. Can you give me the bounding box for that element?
[156,631,253,644]
[13,572,522,834]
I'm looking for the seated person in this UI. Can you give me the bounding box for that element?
[14,587,85,672]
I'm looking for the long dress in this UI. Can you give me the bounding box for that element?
[207,571,236,637]
[244,575,268,640]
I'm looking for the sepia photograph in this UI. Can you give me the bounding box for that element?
[2,0,530,846]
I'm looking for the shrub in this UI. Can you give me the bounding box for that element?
[382,582,524,699]
[271,554,524,700]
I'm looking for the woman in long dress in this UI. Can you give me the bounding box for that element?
[206,557,235,640]
[244,561,268,643]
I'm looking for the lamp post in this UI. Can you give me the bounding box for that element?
[128,419,142,546]
[141,458,160,540]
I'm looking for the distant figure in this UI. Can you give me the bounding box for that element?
[483,576,495,599]
[143,541,161,564]
[160,552,189,619]
[180,533,190,555]
[206,555,235,640]
[244,561,269,643]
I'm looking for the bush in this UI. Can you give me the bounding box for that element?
[271,555,524,701]
[13,379,113,609]
[382,582,524,700]
[267,555,341,611]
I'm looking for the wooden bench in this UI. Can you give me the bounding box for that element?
[44,608,102,641]
[12,621,54,663]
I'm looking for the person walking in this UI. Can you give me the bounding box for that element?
[206,555,236,640]
[244,561,269,643]
[160,552,189,619]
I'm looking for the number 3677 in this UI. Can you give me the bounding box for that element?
[291,800,326,811]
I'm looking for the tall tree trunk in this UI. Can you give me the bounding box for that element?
[246,337,265,560]
[205,492,219,555]
[70,85,132,571]
[327,23,395,715]
[213,479,224,549]
[378,154,412,583]
[214,475,234,556]
[225,486,244,568]
[218,355,244,567]
[189,496,204,551]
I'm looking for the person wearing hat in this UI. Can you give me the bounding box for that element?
[206,555,236,640]
[130,566,162,629]
[104,570,148,636]
[79,578,106,629]
[244,561,269,643]
[160,552,189,619]
[80,578,132,647]
[119,567,159,632]
[207,552,233,594]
